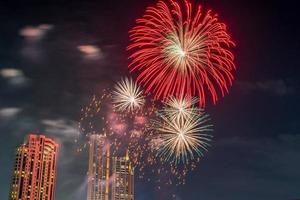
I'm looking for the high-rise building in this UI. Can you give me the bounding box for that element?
[87,135,134,200]
[87,135,110,200]
[9,134,59,200]
[111,151,134,200]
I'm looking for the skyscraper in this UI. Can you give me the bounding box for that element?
[9,134,59,200]
[87,135,110,200]
[111,151,134,200]
[87,135,134,200]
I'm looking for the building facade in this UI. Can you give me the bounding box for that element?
[87,135,134,200]
[9,134,58,200]
[111,152,134,200]
[87,135,110,200]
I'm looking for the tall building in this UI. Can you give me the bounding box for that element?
[9,134,59,200]
[87,135,110,200]
[111,151,134,200]
[87,135,134,200]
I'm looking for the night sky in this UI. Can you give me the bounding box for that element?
[1,0,300,200]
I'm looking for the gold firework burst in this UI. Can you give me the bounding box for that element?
[153,97,213,164]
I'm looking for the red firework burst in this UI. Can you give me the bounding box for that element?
[128,0,235,107]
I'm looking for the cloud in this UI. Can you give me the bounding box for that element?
[41,119,78,154]
[40,119,78,152]
[0,68,23,78]
[0,68,31,87]
[237,80,295,96]
[19,24,53,41]
[0,107,22,119]
[41,119,78,138]
[77,45,103,60]
[19,24,53,61]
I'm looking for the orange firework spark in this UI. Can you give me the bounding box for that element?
[77,90,212,186]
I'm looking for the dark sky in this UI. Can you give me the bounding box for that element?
[0,0,300,200]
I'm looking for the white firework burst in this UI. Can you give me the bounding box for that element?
[112,77,145,112]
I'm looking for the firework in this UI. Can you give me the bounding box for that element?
[153,97,213,164]
[128,0,235,107]
[162,96,201,121]
[112,77,145,112]
[77,90,212,186]
[78,91,157,175]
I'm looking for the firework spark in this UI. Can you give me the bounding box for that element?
[128,0,235,107]
[78,91,211,185]
[112,77,145,112]
[78,91,157,176]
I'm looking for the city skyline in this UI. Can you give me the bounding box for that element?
[8,133,136,200]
